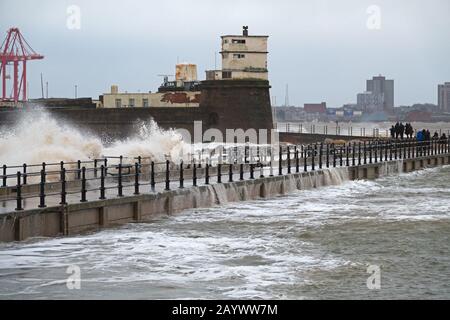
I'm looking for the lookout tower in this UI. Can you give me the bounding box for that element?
[206,26,268,81]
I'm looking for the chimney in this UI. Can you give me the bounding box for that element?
[243,26,248,36]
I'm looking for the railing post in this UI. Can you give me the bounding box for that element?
[217,163,222,183]
[205,162,210,185]
[99,165,106,200]
[80,167,87,202]
[134,162,140,194]
[295,147,299,173]
[94,159,98,178]
[179,161,184,188]
[384,141,388,161]
[239,163,244,180]
[339,146,343,167]
[408,139,411,159]
[269,148,274,177]
[346,144,349,166]
[364,141,367,164]
[15,172,23,211]
[369,142,373,164]
[389,141,393,160]
[311,145,315,171]
[229,163,233,182]
[77,160,81,179]
[250,163,255,179]
[278,146,283,176]
[379,140,383,161]
[304,148,308,172]
[104,158,108,176]
[287,146,291,174]
[400,141,403,159]
[333,144,337,167]
[394,141,398,160]
[60,167,67,205]
[244,146,248,163]
[352,143,355,166]
[2,164,6,187]
[38,169,46,208]
[374,141,378,163]
[193,161,198,186]
[358,142,361,165]
[165,160,170,191]
[326,144,330,168]
[150,161,155,191]
[118,163,123,196]
[319,143,323,169]
[22,163,27,185]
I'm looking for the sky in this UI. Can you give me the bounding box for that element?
[1,0,449,107]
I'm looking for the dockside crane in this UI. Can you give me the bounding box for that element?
[0,28,44,103]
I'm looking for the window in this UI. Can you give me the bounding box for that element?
[223,39,228,44]
[232,39,246,44]
[129,98,135,107]
[222,71,232,79]
[143,98,149,107]
[115,99,121,108]
[233,54,245,59]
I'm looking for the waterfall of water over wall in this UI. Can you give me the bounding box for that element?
[196,167,352,207]
[379,159,404,177]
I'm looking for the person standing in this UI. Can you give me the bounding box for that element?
[399,122,405,139]
[390,125,395,139]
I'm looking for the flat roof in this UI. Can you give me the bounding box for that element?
[221,35,268,38]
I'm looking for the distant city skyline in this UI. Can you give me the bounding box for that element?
[1,0,449,107]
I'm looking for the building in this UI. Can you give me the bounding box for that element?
[438,82,450,112]
[206,26,268,81]
[356,91,384,112]
[304,102,326,114]
[100,63,201,108]
[366,75,394,110]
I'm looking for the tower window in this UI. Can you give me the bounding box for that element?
[233,54,245,59]
[232,39,246,44]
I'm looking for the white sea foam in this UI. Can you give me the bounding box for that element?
[0,111,190,167]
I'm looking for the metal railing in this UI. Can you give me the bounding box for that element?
[1,137,449,212]
[276,122,450,138]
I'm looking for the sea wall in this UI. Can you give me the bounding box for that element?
[1,153,449,242]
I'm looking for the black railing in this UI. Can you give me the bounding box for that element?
[1,138,449,212]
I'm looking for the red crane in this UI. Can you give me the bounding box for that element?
[0,28,44,103]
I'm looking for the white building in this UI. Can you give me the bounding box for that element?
[206,26,268,81]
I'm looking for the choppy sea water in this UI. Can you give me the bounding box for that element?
[0,166,449,300]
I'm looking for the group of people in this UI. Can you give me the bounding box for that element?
[416,129,447,143]
[389,122,414,139]
[389,122,448,143]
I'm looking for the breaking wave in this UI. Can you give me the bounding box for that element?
[0,111,190,166]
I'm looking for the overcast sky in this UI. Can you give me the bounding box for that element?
[1,0,449,107]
